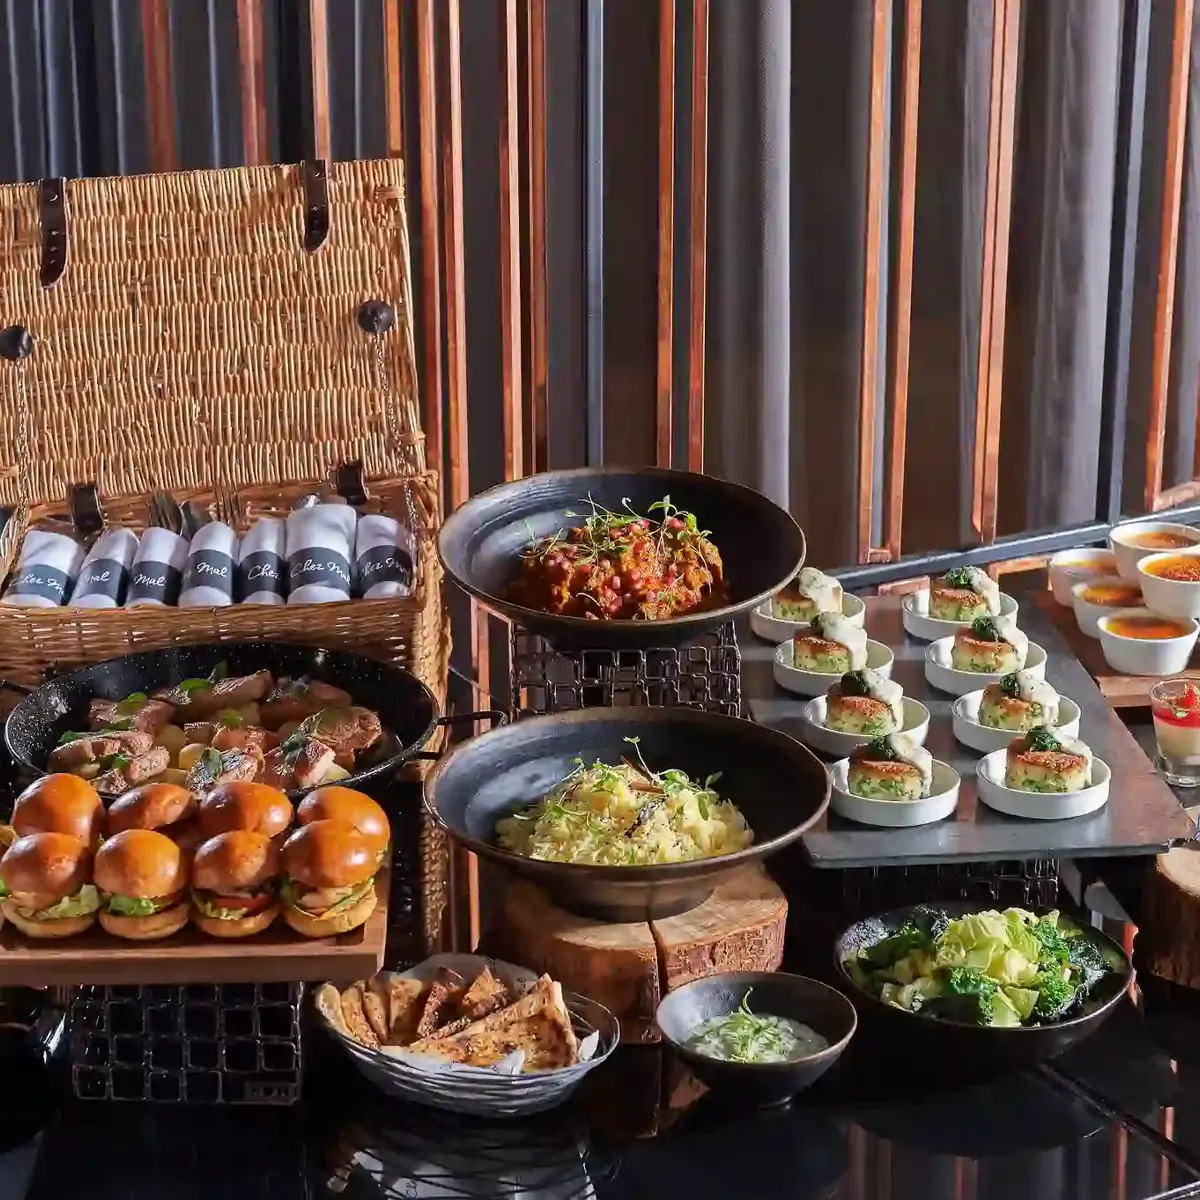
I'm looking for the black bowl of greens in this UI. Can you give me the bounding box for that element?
[834,903,1131,1077]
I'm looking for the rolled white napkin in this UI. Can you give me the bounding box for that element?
[2,528,86,607]
[178,522,238,607]
[286,502,356,604]
[237,517,287,605]
[69,528,140,608]
[126,528,189,607]
[353,513,416,599]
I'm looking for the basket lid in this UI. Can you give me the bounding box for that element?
[0,160,424,512]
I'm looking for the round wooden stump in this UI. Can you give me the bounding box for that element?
[1140,844,1200,987]
[490,866,787,1043]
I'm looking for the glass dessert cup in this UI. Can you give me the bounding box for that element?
[1151,678,1200,787]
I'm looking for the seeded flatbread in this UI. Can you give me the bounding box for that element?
[414,968,466,1039]
[457,966,510,1021]
[339,984,380,1050]
[384,977,428,1045]
[314,984,353,1039]
[407,975,579,1070]
[362,986,390,1044]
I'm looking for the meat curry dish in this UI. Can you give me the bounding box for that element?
[49,665,386,795]
[512,496,725,621]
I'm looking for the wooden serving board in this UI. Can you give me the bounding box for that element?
[489,867,787,1043]
[0,871,389,986]
[1035,590,1200,707]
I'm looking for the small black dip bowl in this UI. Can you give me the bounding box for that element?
[655,971,857,1109]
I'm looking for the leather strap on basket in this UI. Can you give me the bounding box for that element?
[0,331,35,561]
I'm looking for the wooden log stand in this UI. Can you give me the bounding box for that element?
[1140,844,1200,987]
[489,866,787,1043]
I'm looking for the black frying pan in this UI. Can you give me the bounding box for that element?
[1,642,489,802]
[437,466,807,650]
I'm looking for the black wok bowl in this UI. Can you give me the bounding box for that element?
[655,972,857,1108]
[423,707,830,922]
[3,641,445,802]
[833,903,1132,1080]
[437,466,806,650]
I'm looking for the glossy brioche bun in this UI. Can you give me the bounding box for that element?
[0,832,96,938]
[106,783,196,837]
[192,831,279,892]
[94,829,187,899]
[281,820,376,889]
[12,774,103,845]
[99,902,190,940]
[192,904,279,939]
[280,886,376,938]
[297,787,390,851]
[198,781,293,839]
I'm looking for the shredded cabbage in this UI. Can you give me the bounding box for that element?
[495,738,752,866]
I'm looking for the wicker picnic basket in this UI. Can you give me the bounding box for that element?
[0,159,451,956]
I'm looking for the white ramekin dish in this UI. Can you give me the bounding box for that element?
[799,695,931,757]
[773,639,894,698]
[828,758,960,828]
[1137,550,1200,620]
[923,637,1047,696]
[900,589,1019,642]
[1110,520,1200,581]
[1095,607,1200,675]
[975,750,1111,820]
[1071,575,1146,639]
[950,690,1081,754]
[1048,548,1118,606]
[749,592,866,645]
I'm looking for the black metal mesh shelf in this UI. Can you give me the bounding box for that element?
[67,981,303,1105]
[511,622,741,716]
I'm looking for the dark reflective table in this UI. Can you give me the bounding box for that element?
[4,990,1200,1200]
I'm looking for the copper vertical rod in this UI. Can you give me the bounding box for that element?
[655,0,677,468]
[443,0,482,952]
[885,0,922,559]
[140,0,177,172]
[499,0,526,484]
[383,0,405,159]
[856,0,890,563]
[235,0,269,164]
[971,0,1020,543]
[686,0,710,472]
[415,0,443,489]
[308,0,332,161]
[1149,0,1195,503]
[527,0,550,474]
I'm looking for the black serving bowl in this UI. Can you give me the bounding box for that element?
[423,707,830,922]
[834,903,1132,1080]
[436,466,806,650]
[655,972,857,1108]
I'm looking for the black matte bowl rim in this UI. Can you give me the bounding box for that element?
[4,641,443,801]
[833,903,1133,1035]
[655,972,858,1073]
[436,466,807,638]
[422,707,832,881]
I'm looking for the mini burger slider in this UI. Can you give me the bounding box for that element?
[106,783,202,851]
[198,780,293,839]
[11,773,104,846]
[191,831,280,938]
[0,832,100,938]
[297,786,391,863]
[94,829,189,939]
[280,819,377,937]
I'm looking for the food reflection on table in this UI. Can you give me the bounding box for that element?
[48,665,384,795]
[495,736,753,866]
[845,906,1120,1028]
[511,495,725,621]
